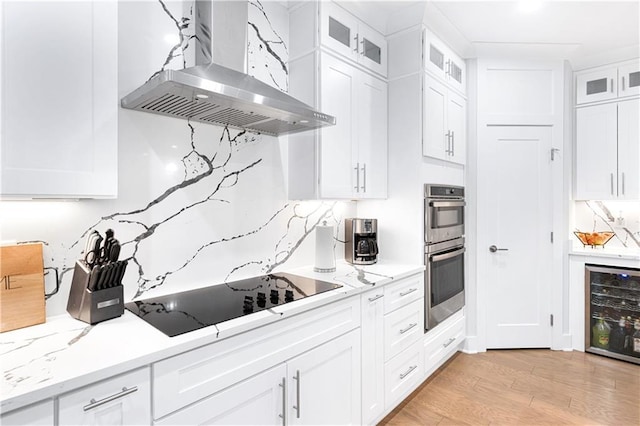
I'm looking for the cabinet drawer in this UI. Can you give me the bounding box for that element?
[58,367,151,426]
[423,311,465,377]
[152,297,360,419]
[383,273,423,314]
[384,340,423,410]
[1,400,53,426]
[384,299,424,361]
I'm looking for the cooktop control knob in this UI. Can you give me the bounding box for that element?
[270,289,279,302]
[243,296,254,313]
[257,292,266,308]
[285,289,294,302]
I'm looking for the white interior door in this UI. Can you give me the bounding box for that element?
[480,126,553,349]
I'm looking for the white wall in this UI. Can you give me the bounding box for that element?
[0,0,355,318]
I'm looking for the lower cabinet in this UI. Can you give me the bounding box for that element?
[156,329,361,425]
[423,310,465,378]
[155,365,286,425]
[58,367,151,426]
[0,400,54,426]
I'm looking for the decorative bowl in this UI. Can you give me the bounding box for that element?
[573,231,615,248]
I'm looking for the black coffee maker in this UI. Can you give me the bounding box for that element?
[345,218,378,265]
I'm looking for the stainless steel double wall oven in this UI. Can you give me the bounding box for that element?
[424,184,465,331]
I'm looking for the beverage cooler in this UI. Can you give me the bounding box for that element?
[585,264,640,364]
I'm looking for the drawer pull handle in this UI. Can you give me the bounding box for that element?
[368,294,384,303]
[399,365,417,380]
[83,386,138,411]
[443,337,456,348]
[399,288,417,297]
[399,323,418,334]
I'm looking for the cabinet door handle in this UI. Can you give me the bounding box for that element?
[399,322,418,334]
[445,59,451,76]
[622,76,626,91]
[353,34,359,52]
[360,37,365,56]
[368,293,384,303]
[445,131,451,154]
[293,370,301,418]
[399,288,418,297]
[278,377,286,425]
[451,130,455,157]
[83,386,138,411]
[354,162,360,192]
[361,163,367,192]
[443,337,457,348]
[611,173,615,195]
[399,365,417,380]
[611,78,614,93]
[621,172,625,195]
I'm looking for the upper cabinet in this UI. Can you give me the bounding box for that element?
[0,1,118,198]
[389,27,467,166]
[424,30,466,96]
[576,59,640,105]
[290,1,387,78]
[319,1,387,77]
[575,99,639,200]
[288,1,388,200]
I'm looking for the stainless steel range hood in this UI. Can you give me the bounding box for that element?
[121,1,335,136]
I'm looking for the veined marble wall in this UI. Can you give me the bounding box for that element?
[0,0,354,317]
[573,200,640,250]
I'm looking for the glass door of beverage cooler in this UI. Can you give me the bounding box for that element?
[585,264,640,364]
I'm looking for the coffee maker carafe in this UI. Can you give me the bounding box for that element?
[345,218,378,265]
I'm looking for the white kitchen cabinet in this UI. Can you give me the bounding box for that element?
[424,30,466,95]
[575,99,639,200]
[156,329,361,426]
[155,365,287,425]
[58,367,151,426]
[360,289,385,424]
[423,309,465,378]
[384,339,423,410]
[0,399,53,426]
[288,329,361,425]
[424,76,466,164]
[0,1,117,198]
[576,67,618,105]
[318,1,387,77]
[289,52,387,200]
[576,59,640,105]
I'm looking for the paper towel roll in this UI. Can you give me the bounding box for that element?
[314,221,336,272]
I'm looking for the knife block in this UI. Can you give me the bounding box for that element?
[67,260,125,325]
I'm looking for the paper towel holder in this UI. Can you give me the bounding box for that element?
[314,221,336,273]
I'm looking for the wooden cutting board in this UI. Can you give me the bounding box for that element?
[0,243,45,332]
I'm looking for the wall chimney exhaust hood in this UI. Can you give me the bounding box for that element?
[121,1,335,136]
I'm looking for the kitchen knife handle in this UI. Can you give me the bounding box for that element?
[83,386,138,411]
[293,370,301,418]
[87,267,101,291]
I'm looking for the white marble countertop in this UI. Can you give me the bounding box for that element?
[569,244,640,261]
[0,261,424,414]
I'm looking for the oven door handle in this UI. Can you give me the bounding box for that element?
[430,247,465,262]
[429,200,466,208]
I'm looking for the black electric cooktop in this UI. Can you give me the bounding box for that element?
[125,273,342,337]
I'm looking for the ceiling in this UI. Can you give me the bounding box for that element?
[337,0,640,69]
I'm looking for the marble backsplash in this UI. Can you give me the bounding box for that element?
[573,200,640,250]
[0,0,354,318]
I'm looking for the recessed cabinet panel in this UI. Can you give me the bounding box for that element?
[0,1,117,198]
[319,55,357,198]
[576,67,618,104]
[575,103,618,200]
[617,99,640,200]
[328,17,351,49]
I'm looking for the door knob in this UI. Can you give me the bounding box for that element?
[489,245,509,253]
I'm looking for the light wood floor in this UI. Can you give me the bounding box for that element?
[380,349,639,425]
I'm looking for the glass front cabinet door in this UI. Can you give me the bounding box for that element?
[618,62,640,98]
[576,67,618,105]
